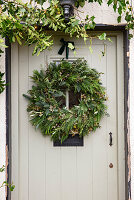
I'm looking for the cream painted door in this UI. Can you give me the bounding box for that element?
[11,33,125,200]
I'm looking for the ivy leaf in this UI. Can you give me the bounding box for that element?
[12,36,16,43]
[79,1,85,7]
[9,184,15,191]
[113,4,117,12]
[35,0,47,5]
[128,34,133,40]
[117,15,121,23]
[0,42,8,48]
[68,43,75,50]
[98,33,106,40]
[0,165,5,172]
[107,0,113,6]
[16,0,24,3]
[16,35,22,45]
[125,13,132,22]
[118,6,122,15]
[27,4,32,9]
[107,37,112,42]
[72,19,79,27]
[0,49,4,57]
[73,50,76,56]
[90,16,95,21]
[89,45,93,54]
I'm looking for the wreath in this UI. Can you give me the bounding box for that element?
[23,59,107,143]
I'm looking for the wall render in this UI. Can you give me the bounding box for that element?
[0,45,6,200]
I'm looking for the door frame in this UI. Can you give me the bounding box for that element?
[5,25,130,200]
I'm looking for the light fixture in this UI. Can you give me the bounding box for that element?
[60,0,76,22]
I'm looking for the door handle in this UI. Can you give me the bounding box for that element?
[109,132,113,146]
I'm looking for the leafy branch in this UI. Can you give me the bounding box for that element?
[0,165,15,192]
[0,0,133,94]
[35,0,134,32]
[0,0,110,57]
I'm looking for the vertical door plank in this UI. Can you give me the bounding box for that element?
[107,37,118,200]
[91,44,107,200]
[18,45,29,200]
[61,148,77,200]
[76,45,93,200]
[11,43,19,200]
[116,34,125,200]
[76,137,93,200]
[44,50,62,200]
[45,138,61,200]
[28,46,45,200]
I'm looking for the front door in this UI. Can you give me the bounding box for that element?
[11,32,125,200]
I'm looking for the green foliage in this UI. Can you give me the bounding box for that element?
[35,0,47,5]
[0,0,98,56]
[0,0,133,57]
[0,0,133,95]
[23,59,107,143]
[0,39,7,57]
[0,165,5,172]
[0,165,15,192]
[98,32,107,40]
[75,0,134,35]
[0,72,6,94]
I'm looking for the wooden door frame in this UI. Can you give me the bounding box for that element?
[5,25,130,200]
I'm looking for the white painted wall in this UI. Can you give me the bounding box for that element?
[0,46,6,200]
[0,0,133,199]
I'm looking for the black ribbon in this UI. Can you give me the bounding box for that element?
[58,38,75,59]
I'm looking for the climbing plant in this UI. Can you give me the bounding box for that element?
[0,0,134,57]
[0,0,134,92]
[0,0,96,56]
[0,165,15,192]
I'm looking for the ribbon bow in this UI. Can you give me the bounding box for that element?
[58,38,75,59]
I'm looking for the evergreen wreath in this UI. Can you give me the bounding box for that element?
[23,59,107,143]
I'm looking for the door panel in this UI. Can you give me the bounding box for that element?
[11,34,125,200]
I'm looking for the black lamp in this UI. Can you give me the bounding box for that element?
[60,0,76,22]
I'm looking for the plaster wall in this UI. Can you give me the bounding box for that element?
[0,0,133,199]
[0,45,6,200]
